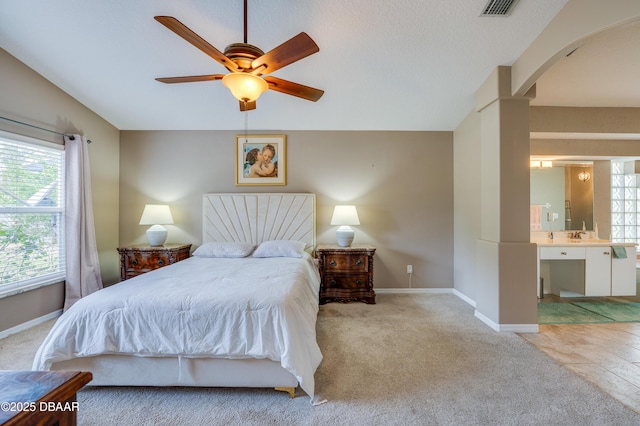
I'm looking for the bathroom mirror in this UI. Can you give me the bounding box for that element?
[530,161,594,231]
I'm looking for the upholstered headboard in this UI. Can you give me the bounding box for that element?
[202,193,316,248]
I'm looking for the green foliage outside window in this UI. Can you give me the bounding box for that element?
[0,214,62,284]
[0,139,64,287]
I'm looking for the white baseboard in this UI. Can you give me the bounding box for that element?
[474,309,539,333]
[452,289,476,308]
[377,289,537,333]
[0,309,62,340]
[375,288,454,294]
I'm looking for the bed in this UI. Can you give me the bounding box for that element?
[32,193,322,401]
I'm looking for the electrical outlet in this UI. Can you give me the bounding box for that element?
[407,265,413,274]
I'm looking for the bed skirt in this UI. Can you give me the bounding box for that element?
[51,356,298,389]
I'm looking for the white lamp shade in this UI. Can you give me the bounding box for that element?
[139,204,173,246]
[330,205,360,226]
[222,73,268,103]
[139,204,174,225]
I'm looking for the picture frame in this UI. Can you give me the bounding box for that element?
[236,134,287,186]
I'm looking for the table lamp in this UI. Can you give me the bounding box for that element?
[330,205,360,247]
[139,204,174,246]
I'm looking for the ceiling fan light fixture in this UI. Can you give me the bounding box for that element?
[222,73,268,103]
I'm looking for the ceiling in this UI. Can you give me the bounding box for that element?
[5,0,633,132]
[531,19,640,110]
[529,18,640,160]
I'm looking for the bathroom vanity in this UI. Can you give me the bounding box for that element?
[533,233,636,298]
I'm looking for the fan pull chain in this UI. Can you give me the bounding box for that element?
[243,109,249,139]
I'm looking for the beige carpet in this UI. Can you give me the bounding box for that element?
[1,294,639,425]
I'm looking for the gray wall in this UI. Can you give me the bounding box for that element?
[2,0,640,335]
[119,130,454,289]
[452,111,481,301]
[454,105,640,311]
[531,106,640,240]
[0,44,454,335]
[0,48,120,333]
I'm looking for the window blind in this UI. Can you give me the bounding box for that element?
[0,133,65,295]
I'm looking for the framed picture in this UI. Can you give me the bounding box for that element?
[236,134,286,186]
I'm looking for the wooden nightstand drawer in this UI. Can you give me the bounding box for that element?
[316,244,376,304]
[325,254,369,272]
[117,244,191,281]
[125,251,170,271]
[324,274,369,290]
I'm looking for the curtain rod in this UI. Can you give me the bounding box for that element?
[0,116,92,143]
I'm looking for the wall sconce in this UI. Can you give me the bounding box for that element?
[330,205,360,247]
[139,204,174,246]
[578,170,591,182]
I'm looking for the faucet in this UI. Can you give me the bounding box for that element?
[571,231,587,239]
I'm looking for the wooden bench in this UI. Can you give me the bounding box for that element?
[0,370,92,426]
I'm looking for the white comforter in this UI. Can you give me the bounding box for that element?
[32,253,322,398]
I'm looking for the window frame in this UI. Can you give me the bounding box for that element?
[0,130,65,298]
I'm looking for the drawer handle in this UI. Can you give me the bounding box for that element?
[356,259,363,266]
[356,279,362,285]
[158,259,165,266]
[329,260,337,267]
[132,259,138,265]
[603,251,610,255]
[330,279,337,287]
[560,252,567,255]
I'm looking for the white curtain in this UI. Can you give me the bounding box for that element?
[64,134,102,310]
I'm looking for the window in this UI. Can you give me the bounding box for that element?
[611,160,639,248]
[0,131,65,296]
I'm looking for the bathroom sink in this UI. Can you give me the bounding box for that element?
[567,239,610,244]
[532,238,613,246]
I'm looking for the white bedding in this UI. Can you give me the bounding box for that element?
[32,253,322,398]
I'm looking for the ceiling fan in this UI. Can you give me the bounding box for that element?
[154,0,324,111]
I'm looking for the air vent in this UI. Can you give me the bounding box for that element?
[481,0,519,16]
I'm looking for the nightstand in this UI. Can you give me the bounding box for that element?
[117,244,191,281]
[315,244,376,304]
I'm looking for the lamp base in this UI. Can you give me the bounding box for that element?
[335,226,354,247]
[146,225,168,246]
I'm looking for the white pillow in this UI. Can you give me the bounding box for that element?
[252,240,306,258]
[192,242,255,258]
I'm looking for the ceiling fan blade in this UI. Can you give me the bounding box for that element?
[154,16,239,73]
[156,74,225,84]
[263,76,324,102]
[250,33,319,75]
[240,100,257,111]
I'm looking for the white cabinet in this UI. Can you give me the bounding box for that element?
[611,254,636,296]
[540,247,585,260]
[585,247,612,297]
[538,244,636,297]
